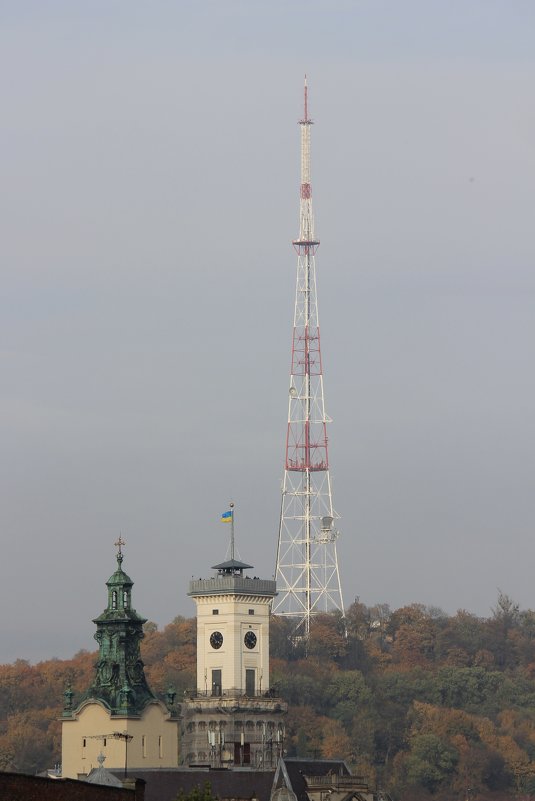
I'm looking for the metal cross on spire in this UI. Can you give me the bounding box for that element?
[114,536,125,562]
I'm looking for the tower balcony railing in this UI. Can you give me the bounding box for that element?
[286,458,328,471]
[183,687,285,702]
[305,776,369,789]
[188,577,276,596]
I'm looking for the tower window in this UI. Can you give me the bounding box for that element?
[211,670,222,697]
[212,609,219,615]
[123,590,129,608]
[245,670,255,697]
[248,609,255,615]
[112,591,117,610]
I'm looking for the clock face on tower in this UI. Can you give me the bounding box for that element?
[210,631,223,649]
[244,631,257,649]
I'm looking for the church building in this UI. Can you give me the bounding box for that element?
[61,540,179,778]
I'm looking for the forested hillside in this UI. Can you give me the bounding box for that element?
[4,596,535,800]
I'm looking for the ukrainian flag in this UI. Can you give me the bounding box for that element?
[221,511,233,523]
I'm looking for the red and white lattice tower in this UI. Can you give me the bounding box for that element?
[274,78,345,637]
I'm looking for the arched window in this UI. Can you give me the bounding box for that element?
[123,590,129,608]
[112,591,117,610]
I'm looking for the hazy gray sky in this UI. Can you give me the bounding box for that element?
[1,1,534,663]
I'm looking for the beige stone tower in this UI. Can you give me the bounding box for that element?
[181,513,287,768]
[61,541,179,778]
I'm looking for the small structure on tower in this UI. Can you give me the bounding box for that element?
[181,504,287,768]
[274,78,345,638]
[61,539,179,778]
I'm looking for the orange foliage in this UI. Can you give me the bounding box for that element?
[320,718,352,759]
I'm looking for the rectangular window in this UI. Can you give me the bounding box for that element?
[212,609,219,615]
[245,669,255,697]
[159,735,163,758]
[248,609,254,615]
[82,738,86,748]
[211,669,222,697]
[103,738,106,747]
[142,735,147,757]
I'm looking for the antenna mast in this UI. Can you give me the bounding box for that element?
[274,78,345,638]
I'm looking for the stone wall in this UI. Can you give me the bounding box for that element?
[0,771,145,801]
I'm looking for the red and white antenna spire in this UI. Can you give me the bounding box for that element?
[298,75,316,243]
[274,78,345,639]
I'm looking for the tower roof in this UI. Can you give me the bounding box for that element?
[106,551,134,587]
[211,558,253,572]
[86,753,123,787]
[189,503,276,594]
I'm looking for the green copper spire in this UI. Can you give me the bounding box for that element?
[68,538,157,717]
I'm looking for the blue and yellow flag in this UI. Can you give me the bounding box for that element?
[221,511,233,523]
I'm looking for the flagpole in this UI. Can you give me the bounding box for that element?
[230,501,235,561]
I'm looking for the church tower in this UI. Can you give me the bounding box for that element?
[181,506,287,768]
[61,540,179,778]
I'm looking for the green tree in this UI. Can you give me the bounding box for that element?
[404,733,459,793]
[176,781,217,801]
[325,671,371,725]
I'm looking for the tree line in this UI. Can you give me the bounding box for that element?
[3,596,535,799]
